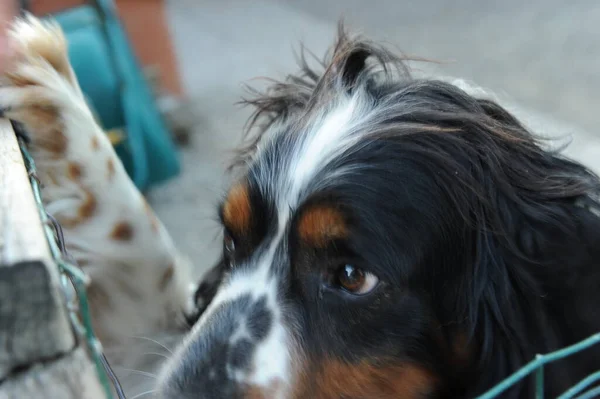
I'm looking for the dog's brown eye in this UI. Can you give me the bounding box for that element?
[336,264,379,295]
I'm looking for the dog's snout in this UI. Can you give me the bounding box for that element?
[158,295,275,398]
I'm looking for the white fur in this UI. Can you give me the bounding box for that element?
[288,97,359,200]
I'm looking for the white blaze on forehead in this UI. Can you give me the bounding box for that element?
[284,94,372,208]
[289,98,357,194]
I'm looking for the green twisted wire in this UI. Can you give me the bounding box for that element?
[476,333,600,399]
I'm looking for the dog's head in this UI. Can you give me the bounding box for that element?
[158,28,600,398]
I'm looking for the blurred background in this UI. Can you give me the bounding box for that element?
[31,0,600,281]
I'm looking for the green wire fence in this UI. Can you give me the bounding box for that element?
[476,333,600,399]
[15,125,600,399]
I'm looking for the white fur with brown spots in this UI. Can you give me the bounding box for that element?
[0,15,194,346]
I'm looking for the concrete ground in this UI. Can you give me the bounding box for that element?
[149,0,600,281]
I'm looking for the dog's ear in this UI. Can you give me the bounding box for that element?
[420,93,600,395]
[323,23,410,94]
[338,47,369,90]
[323,25,371,92]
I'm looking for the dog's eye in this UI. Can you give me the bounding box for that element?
[223,233,236,268]
[335,264,379,295]
[224,233,236,255]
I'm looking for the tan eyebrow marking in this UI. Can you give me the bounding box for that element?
[297,206,348,248]
[222,182,252,236]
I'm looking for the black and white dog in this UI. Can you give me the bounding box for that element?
[4,17,599,399]
[160,27,600,399]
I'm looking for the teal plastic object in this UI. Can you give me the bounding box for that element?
[47,0,180,190]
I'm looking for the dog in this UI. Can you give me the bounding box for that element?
[158,27,600,398]
[4,16,599,399]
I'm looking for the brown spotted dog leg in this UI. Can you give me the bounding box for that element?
[0,16,195,345]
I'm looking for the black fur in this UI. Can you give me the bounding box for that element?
[185,26,600,398]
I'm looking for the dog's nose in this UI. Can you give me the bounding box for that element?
[158,294,274,399]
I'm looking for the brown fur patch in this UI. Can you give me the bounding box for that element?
[4,58,68,154]
[91,136,100,151]
[7,100,67,155]
[110,221,134,241]
[58,189,97,228]
[222,183,252,236]
[297,206,347,248]
[79,189,97,219]
[107,158,115,180]
[75,258,89,267]
[244,380,283,399]
[87,281,112,310]
[295,359,435,399]
[43,127,68,155]
[21,104,67,155]
[67,162,82,181]
[158,264,175,291]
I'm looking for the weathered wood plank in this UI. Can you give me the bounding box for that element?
[0,347,104,399]
[0,118,75,379]
[0,118,51,265]
[0,261,75,379]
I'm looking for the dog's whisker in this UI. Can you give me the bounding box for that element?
[130,335,174,354]
[142,351,170,360]
[129,389,156,399]
[116,367,158,380]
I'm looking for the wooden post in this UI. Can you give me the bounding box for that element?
[0,119,105,398]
